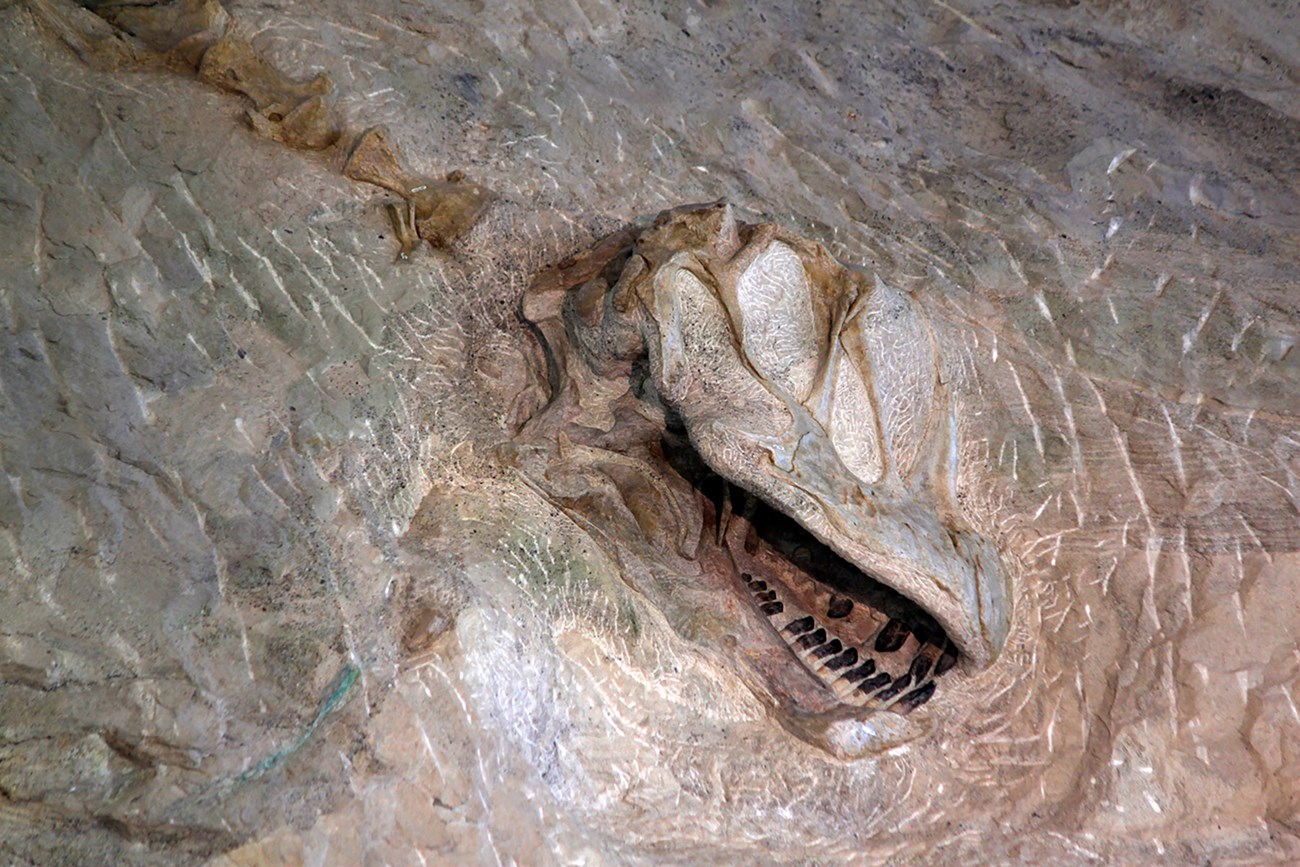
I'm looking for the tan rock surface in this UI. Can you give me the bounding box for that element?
[1,0,1298,863]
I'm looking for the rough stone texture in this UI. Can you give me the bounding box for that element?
[1,0,1298,863]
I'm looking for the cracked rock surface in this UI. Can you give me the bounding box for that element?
[1,0,1299,863]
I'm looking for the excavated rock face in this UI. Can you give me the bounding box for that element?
[2,0,1299,864]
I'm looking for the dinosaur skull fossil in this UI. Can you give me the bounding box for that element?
[522,203,1013,724]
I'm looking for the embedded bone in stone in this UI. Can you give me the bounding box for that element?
[846,279,937,482]
[826,595,854,619]
[829,355,885,485]
[795,628,828,651]
[733,241,820,401]
[761,601,784,616]
[12,0,1300,859]
[873,619,911,653]
[896,681,938,714]
[782,616,816,636]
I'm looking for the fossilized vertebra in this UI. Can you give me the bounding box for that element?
[31,0,493,253]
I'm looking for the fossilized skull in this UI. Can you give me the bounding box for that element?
[519,203,1013,744]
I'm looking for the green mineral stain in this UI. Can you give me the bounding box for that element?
[235,664,360,785]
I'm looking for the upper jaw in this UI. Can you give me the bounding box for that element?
[679,399,1009,670]
[625,205,1012,669]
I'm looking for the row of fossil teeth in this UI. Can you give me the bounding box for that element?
[742,572,953,715]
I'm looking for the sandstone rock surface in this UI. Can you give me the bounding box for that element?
[1,0,1298,863]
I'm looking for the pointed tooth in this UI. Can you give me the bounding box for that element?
[823,647,858,671]
[896,681,936,714]
[716,481,731,546]
[934,641,959,675]
[874,619,911,653]
[794,628,827,652]
[855,671,891,698]
[832,657,876,698]
[826,595,854,619]
[908,642,944,682]
[811,638,843,661]
[782,616,815,636]
[873,672,913,705]
[840,659,876,682]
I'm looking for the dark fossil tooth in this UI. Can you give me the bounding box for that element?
[873,619,911,653]
[783,616,815,635]
[811,638,843,660]
[840,659,876,682]
[875,672,912,702]
[750,580,769,592]
[908,650,937,682]
[761,601,784,616]
[935,643,958,676]
[897,681,937,713]
[741,572,753,584]
[826,596,854,619]
[856,672,891,695]
[824,647,858,670]
[795,628,827,651]
[756,590,777,603]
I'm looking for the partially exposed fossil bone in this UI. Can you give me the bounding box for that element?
[343,126,496,252]
[29,0,492,250]
[521,202,1012,693]
[197,33,341,150]
[78,0,228,69]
